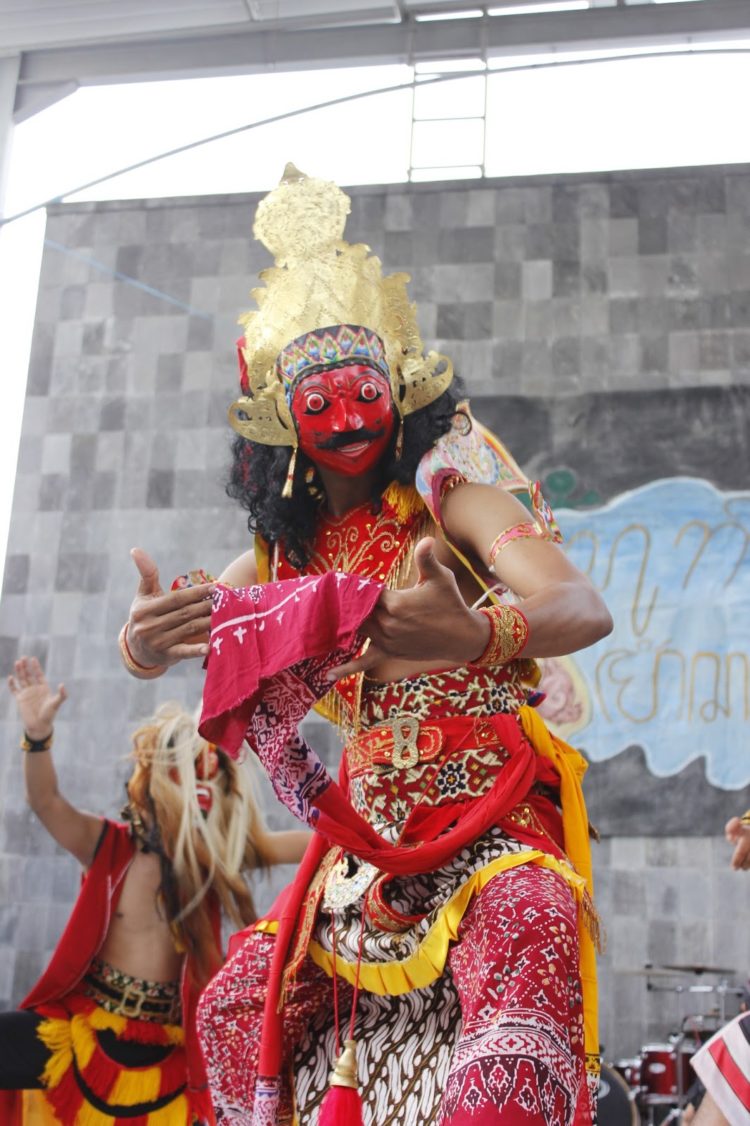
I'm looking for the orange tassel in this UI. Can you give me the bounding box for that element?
[318,1039,364,1126]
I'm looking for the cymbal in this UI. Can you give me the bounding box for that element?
[660,964,736,976]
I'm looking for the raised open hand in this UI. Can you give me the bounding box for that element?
[8,656,67,739]
[126,548,215,668]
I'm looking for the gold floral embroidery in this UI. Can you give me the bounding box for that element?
[361,665,526,729]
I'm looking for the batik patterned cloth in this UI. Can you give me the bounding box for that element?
[440,865,586,1126]
[199,572,382,829]
[303,670,569,981]
[197,931,330,1125]
[199,865,588,1126]
[198,660,596,1125]
[310,825,534,972]
[200,572,382,758]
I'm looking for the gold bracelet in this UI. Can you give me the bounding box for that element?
[118,623,167,680]
[488,522,542,567]
[473,603,529,666]
[21,731,53,753]
[740,810,750,827]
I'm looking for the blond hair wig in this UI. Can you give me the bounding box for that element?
[126,702,265,984]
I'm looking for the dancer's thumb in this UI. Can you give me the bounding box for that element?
[131,548,163,597]
[414,537,443,585]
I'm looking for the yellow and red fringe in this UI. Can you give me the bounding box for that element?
[32,999,196,1125]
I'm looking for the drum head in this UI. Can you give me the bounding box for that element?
[599,1063,640,1126]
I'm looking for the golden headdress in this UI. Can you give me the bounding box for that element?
[228,164,453,449]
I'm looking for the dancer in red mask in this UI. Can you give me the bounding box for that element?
[0,656,308,1125]
[121,166,612,1126]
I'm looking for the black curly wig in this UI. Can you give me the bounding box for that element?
[227,375,468,570]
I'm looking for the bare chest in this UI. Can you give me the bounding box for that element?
[113,851,170,932]
[98,850,182,981]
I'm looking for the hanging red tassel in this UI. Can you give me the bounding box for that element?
[318,1039,365,1126]
[318,1084,365,1126]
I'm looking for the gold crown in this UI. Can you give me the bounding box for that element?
[228,164,453,447]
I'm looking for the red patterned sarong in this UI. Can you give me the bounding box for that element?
[197,865,587,1125]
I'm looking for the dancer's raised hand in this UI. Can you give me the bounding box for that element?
[8,656,67,739]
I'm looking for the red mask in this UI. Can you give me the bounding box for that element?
[169,744,220,816]
[291,365,395,476]
[195,784,213,815]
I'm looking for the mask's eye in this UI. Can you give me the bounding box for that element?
[359,381,381,403]
[304,391,327,414]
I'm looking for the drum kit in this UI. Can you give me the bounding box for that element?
[599,963,745,1125]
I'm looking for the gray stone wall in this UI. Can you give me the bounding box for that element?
[1,165,748,1062]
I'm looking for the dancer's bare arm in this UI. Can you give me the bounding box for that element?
[257,828,312,866]
[693,1092,730,1125]
[330,483,612,678]
[8,657,102,867]
[441,482,613,654]
[218,550,258,587]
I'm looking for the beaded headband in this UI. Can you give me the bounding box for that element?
[277,324,391,403]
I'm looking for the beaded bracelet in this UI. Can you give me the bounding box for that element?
[118,623,167,680]
[21,731,53,753]
[473,603,529,666]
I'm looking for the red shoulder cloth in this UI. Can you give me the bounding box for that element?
[22,819,134,1011]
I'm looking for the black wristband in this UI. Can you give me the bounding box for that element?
[21,731,53,753]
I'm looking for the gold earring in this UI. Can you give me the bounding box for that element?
[394,419,404,461]
[281,445,298,499]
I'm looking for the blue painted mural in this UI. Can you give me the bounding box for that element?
[539,478,750,790]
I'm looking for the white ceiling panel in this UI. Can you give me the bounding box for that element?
[6,0,750,124]
[248,1,400,21]
[2,0,738,57]
[0,1,250,52]
[0,0,406,53]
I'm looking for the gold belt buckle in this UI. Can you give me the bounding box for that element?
[390,716,420,769]
[118,982,146,1019]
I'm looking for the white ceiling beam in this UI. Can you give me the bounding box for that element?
[0,55,20,212]
[14,0,750,120]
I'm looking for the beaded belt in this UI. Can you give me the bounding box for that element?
[82,958,181,1024]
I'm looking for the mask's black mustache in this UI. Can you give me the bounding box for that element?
[316,427,384,450]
